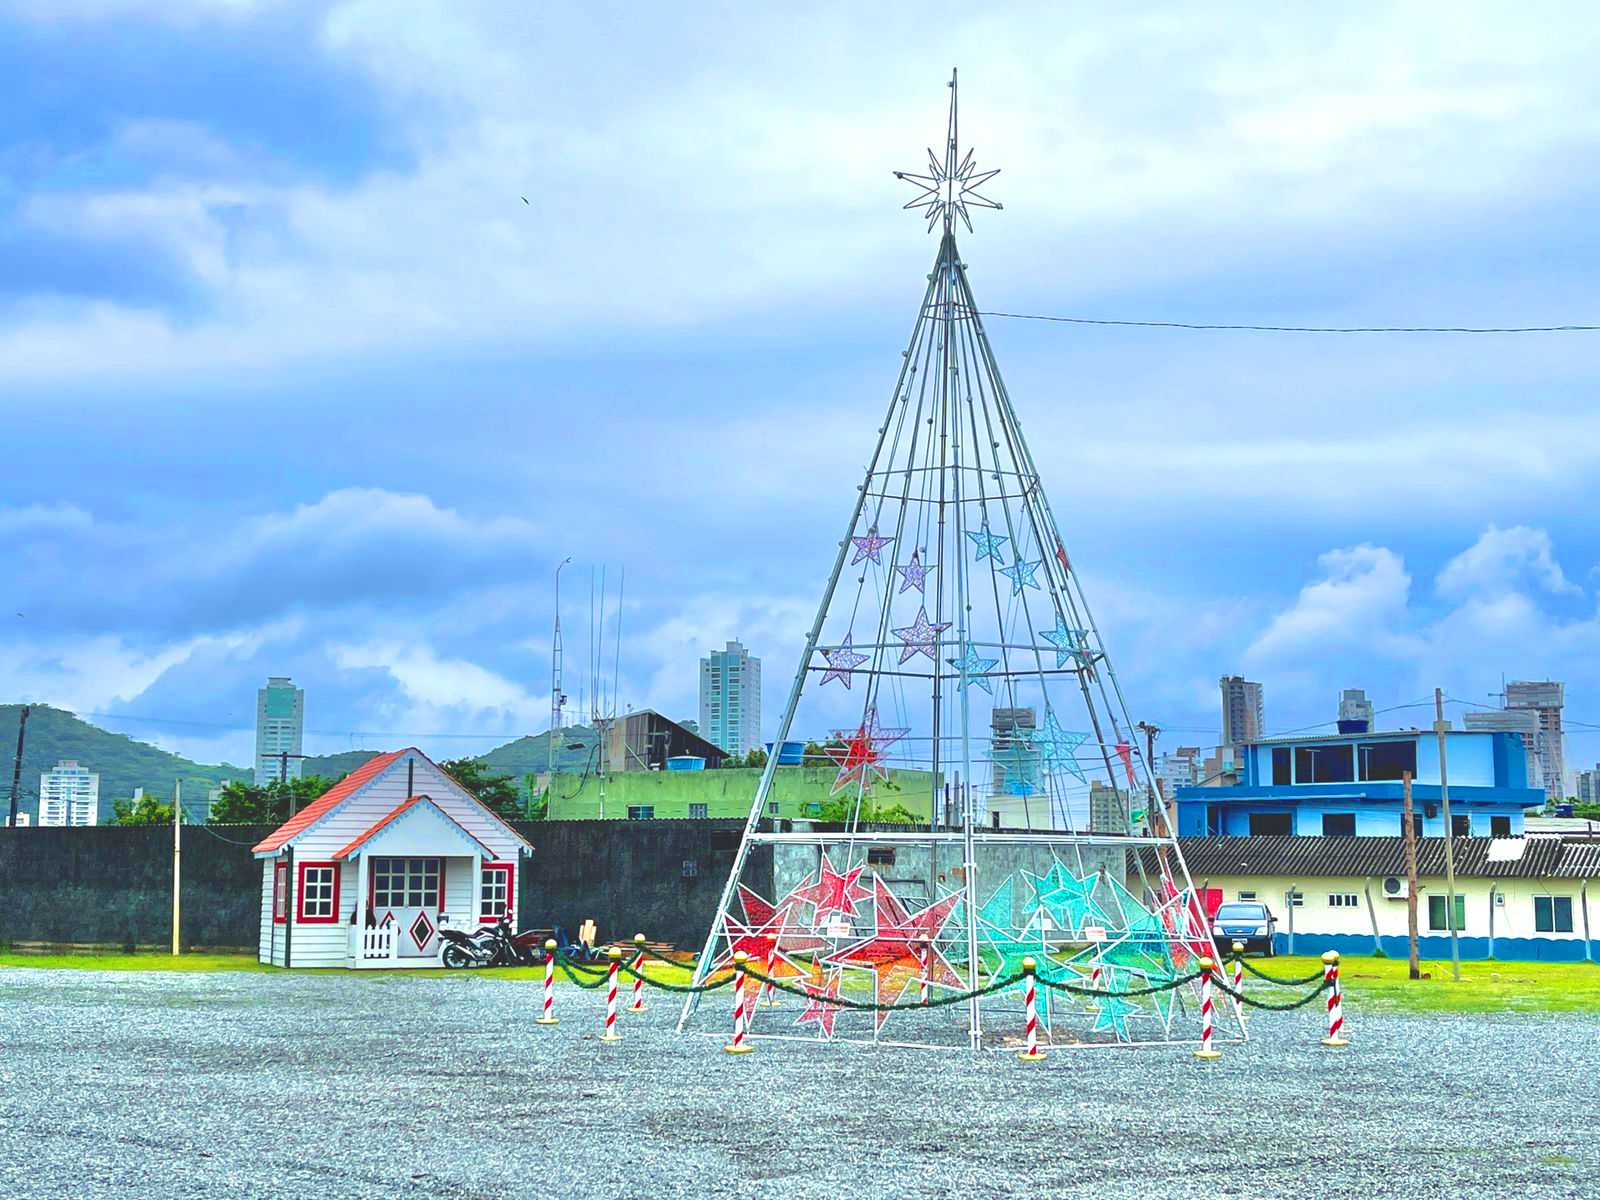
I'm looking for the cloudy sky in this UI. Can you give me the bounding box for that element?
[4,1,1600,773]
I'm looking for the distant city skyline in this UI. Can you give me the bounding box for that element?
[255,677,305,785]
[39,760,98,827]
[698,641,761,759]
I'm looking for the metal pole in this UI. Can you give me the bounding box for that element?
[1433,688,1462,981]
[171,780,181,956]
[551,556,571,777]
[6,705,28,827]
[1402,770,1420,980]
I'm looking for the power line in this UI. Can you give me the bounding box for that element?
[978,311,1600,334]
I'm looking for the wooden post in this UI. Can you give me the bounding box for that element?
[171,780,181,956]
[1361,880,1381,955]
[1433,689,1462,981]
[1402,770,1420,980]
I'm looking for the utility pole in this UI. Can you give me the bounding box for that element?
[7,705,28,828]
[1433,688,1462,981]
[172,780,182,957]
[1401,770,1420,980]
[550,556,571,776]
[1135,720,1164,835]
[276,751,309,817]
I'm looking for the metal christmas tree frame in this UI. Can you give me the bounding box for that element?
[678,72,1234,1052]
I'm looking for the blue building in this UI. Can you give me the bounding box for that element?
[1174,728,1542,839]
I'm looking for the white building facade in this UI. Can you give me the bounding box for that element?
[1506,679,1565,802]
[39,760,98,826]
[255,676,305,785]
[698,640,761,758]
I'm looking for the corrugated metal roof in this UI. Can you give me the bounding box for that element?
[1159,835,1600,880]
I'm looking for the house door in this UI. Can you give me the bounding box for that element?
[370,857,444,958]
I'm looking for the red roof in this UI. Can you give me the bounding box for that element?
[252,748,411,854]
[332,795,496,862]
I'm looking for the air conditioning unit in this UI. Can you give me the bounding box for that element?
[1381,876,1410,900]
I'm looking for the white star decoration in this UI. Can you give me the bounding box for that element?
[819,634,868,689]
[892,605,951,664]
[894,70,1001,234]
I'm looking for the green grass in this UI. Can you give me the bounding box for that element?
[5,949,1598,1013]
[1267,953,1600,1014]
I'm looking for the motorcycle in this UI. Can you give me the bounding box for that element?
[438,918,544,968]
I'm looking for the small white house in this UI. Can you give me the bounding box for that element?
[253,748,533,969]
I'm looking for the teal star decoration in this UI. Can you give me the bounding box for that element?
[1035,870,1105,933]
[1019,861,1069,923]
[1039,616,1093,669]
[975,876,1065,1028]
[1090,965,1142,1041]
[966,524,1007,561]
[946,641,998,693]
[1034,709,1088,783]
[992,736,1042,797]
[999,556,1042,593]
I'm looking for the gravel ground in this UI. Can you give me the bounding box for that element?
[0,968,1595,1199]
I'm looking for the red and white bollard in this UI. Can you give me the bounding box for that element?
[534,938,559,1025]
[1321,950,1348,1047]
[1017,956,1046,1062]
[725,951,754,1055]
[758,956,779,1009]
[1194,956,1222,1059]
[1230,940,1247,1023]
[600,947,622,1042]
[628,933,648,1013]
[917,940,931,1006]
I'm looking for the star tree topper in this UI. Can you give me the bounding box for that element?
[894,69,1002,234]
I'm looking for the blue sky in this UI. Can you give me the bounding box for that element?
[5,1,1600,776]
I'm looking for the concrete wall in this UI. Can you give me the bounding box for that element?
[0,819,770,954]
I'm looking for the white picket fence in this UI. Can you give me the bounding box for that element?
[349,923,401,968]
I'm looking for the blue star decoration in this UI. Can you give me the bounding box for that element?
[1039,616,1093,669]
[895,550,929,594]
[992,735,1043,797]
[966,524,1007,561]
[946,641,998,694]
[1035,871,1105,933]
[999,556,1042,594]
[1090,965,1142,1041]
[1033,709,1088,784]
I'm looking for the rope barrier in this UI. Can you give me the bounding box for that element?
[1234,957,1328,987]
[1212,975,1331,1011]
[744,964,1027,1012]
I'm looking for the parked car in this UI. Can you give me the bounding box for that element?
[1211,901,1278,956]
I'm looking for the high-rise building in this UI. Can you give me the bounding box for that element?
[1462,708,1543,791]
[1155,747,1202,797]
[1219,676,1264,748]
[255,676,306,785]
[1576,767,1600,807]
[39,760,99,826]
[698,641,761,758]
[1337,688,1375,731]
[1506,680,1565,801]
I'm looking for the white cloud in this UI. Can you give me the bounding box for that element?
[330,641,541,722]
[1246,544,1412,662]
[1435,524,1582,600]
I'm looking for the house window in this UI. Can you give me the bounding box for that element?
[1286,889,1304,908]
[1205,805,1223,835]
[1491,815,1511,837]
[1405,813,1423,838]
[1428,893,1466,932]
[866,846,895,867]
[1358,740,1417,781]
[1294,743,1354,784]
[1328,892,1360,908]
[296,862,340,924]
[1450,814,1470,838]
[1248,812,1292,836]
[1271,747,1291,786]
[1237,891,1257,901]
[272,860,288,924]
[688,803,708,819]
[627,805,654,820]
[1534,896,1574,934]
[991,810,1002,829]
[1322,813,1356,837]
[372,857,441,912]
[479,863,514,924]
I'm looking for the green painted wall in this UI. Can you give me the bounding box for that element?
[545,766,942,820]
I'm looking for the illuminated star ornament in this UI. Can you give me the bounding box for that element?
[826,879,965,1031]
[793,854,874,922]
[991,735,1042,797]
[895,550,929,594]
[947,641,998,693]
[892,605,951,664]
[797,968,845,1039]
[1034,709,1089,783]
[966,524,1007,561]
[893,69,1001,234]
[819,633,868,689]
[1000,556,1042,594]
[825,706,909,796]
[851,525,893,566]
[1040,616,1094,670]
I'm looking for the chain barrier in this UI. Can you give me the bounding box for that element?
[1037,970,1202,999]
[1213,974,1331,1012]
[1234,956,1328,987]
[554,958,609,989]
[744,964,1027,1012]
[617,960,736,995]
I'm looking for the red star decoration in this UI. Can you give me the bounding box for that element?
[825,878,964,1031]
[711,885,829,978]
[824,706,909,796]
[791,856,873,922]
[796,967,844,1039]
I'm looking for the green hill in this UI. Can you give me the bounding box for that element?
[476,726,600,780]
[0,705,251,823]
[302,750,380,780]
